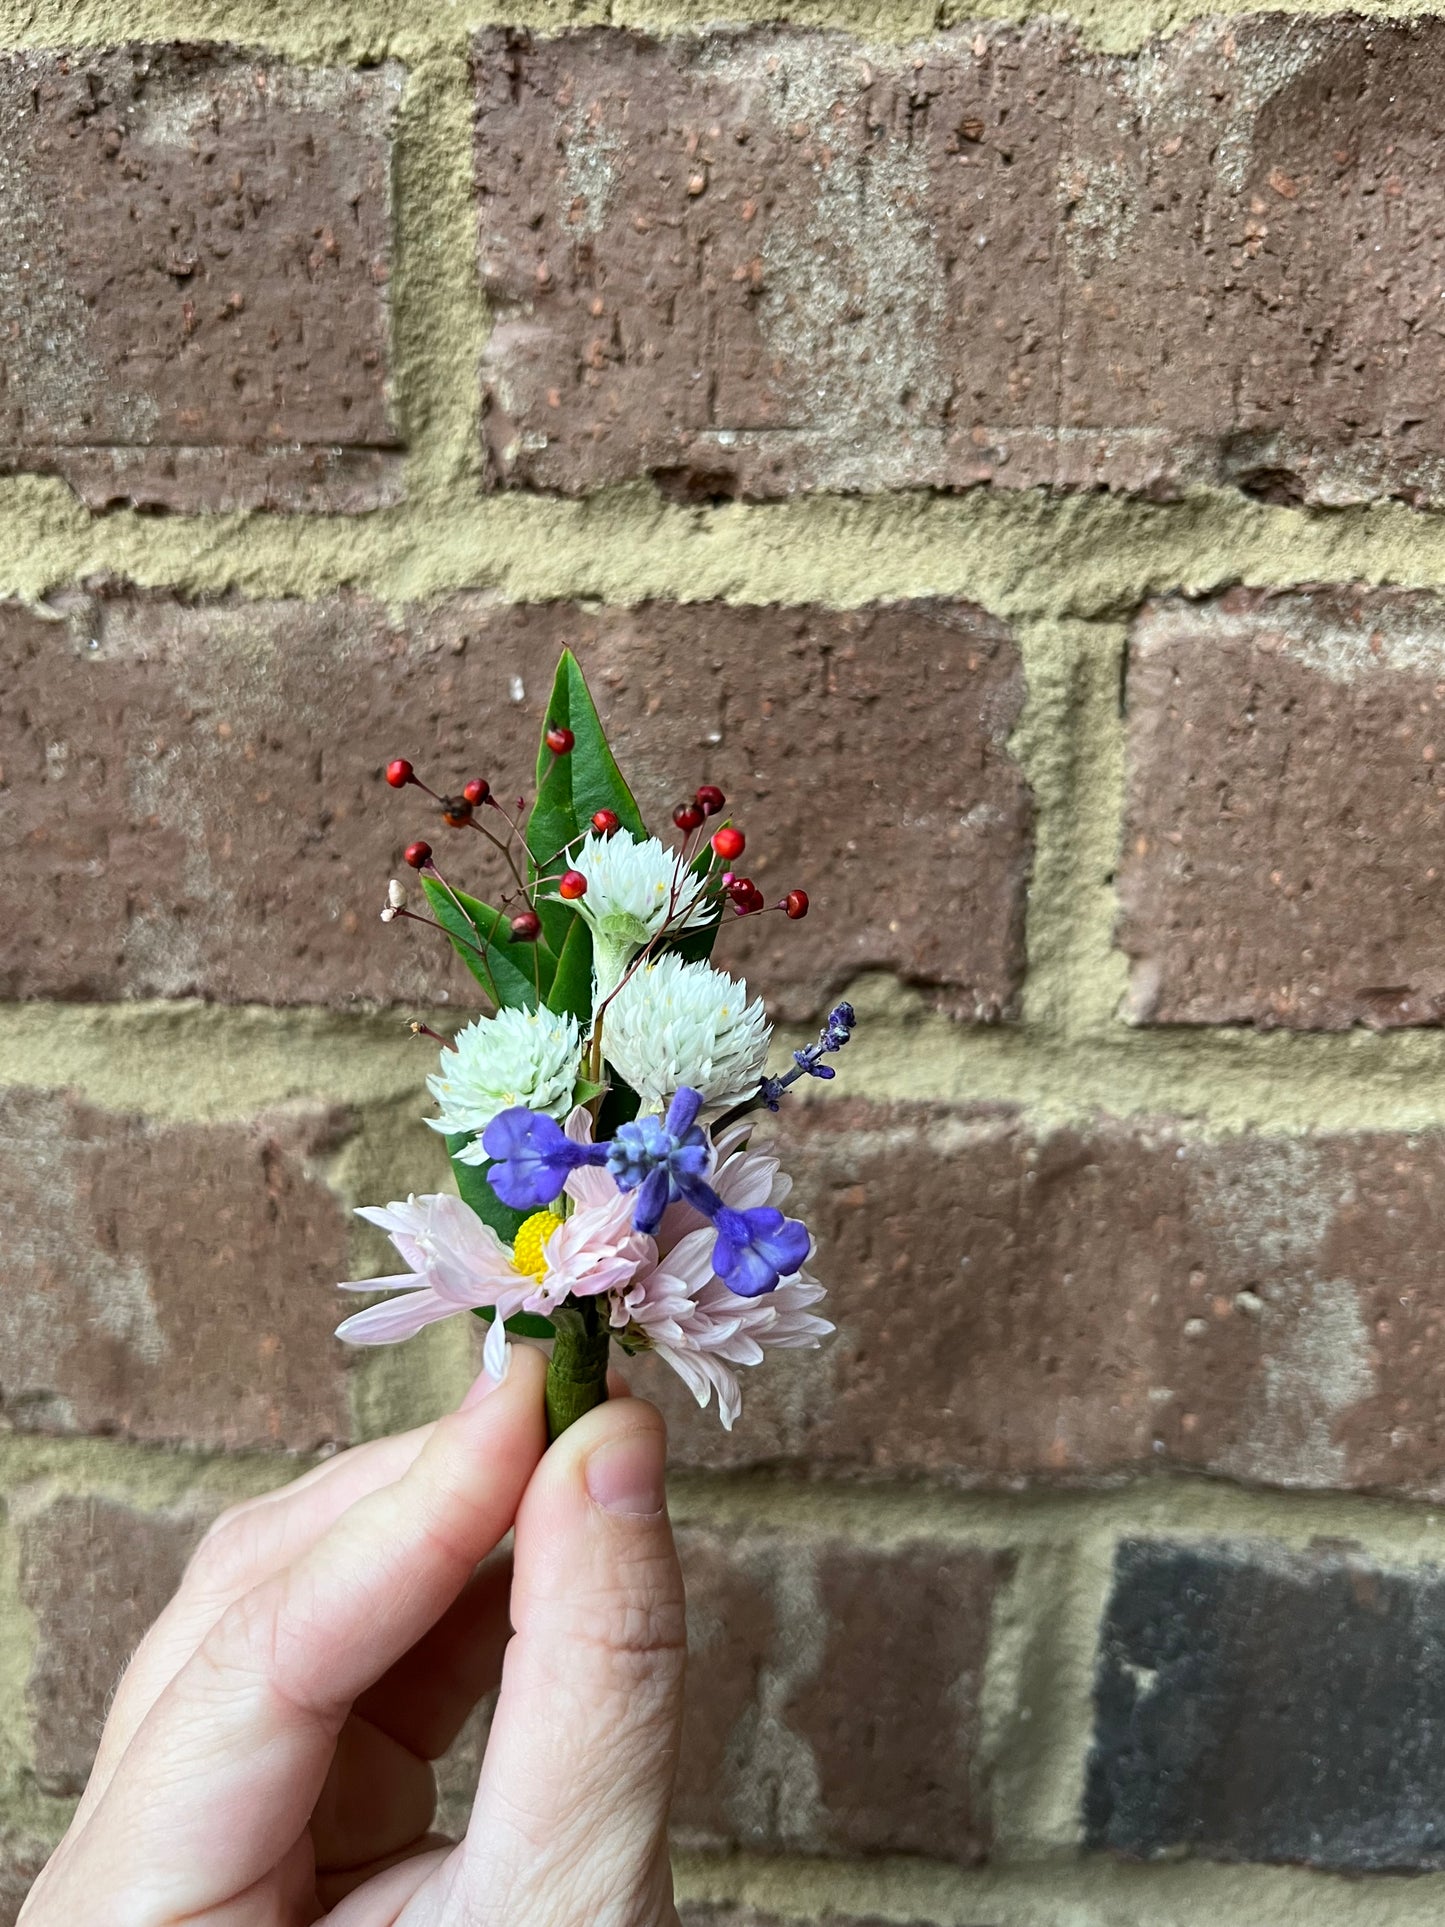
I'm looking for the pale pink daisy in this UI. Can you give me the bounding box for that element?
[336,1193,536,1377]
[612,1124,832,1429]
[337,1111,654,1378]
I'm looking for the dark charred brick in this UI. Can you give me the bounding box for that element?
[0,1088,355,1449]
[633,1101,1445,1501]
[1119,587,1445,1029]
[473,18,1445,507]
[676,1529,1007,1862]
[1087,1540,1445,1870]
[0,593,1028,1019]
[0,47,400,511]
[15,1493,207,1795]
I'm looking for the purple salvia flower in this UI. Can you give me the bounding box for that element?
[669,1169,811,1298]
[485,1086,813,1296]
[710,1204,812,1298]
[761,1001,857,1111]
[604,1087,710,1234]
[482,1107,606,1209]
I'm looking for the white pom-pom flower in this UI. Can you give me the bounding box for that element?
[562,830,716,998]
[602,952,770,1114]
[426,1006,582,1162]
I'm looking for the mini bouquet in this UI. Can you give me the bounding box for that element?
[337,651,853,1440]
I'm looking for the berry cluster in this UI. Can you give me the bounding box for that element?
[382,739,811,963]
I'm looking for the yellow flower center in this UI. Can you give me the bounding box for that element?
[511,1209,564,1279]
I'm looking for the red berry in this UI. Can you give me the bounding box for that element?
[727,875,764,913]
[404,839,433,870]
[712,825,745,861]
[463,777,490,807]
[558,869,588,900]
[510,908,542,942]
[673,802,705,832]
[546,725,575,755]
[592,808,620,835]
[385,758,414,789]
[695,783,726,815]
[783,889,810,920]
[441,796,474,827]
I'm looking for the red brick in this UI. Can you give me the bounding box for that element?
[15,1493,208,1795]
[1119,588,1445,1029]
[633,1102,1445,1501]
[0,1089,355,1449]
[0,48,400,512]
[1,593,1028,1019]
[676,1527,1008,1862]
[473,19,1445,507]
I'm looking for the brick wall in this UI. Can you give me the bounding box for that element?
[9,1,1445,1923]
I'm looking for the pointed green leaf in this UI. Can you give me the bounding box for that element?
[473,1306,558,1340]
[527,651,648,874]
[422,876,554,1011]
[547,914,595,1023]
[447,1135,529,1244]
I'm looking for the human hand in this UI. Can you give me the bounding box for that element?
[20,1345,686,1926]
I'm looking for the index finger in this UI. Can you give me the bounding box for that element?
[54,1346,549,1925]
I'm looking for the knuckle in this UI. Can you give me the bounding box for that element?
[573,1545,688,1675]
[185,1501,260,1591]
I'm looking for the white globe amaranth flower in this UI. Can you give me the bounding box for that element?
[427,1006,583,1162]
[562,831,716,999]
[603,952,771,1113]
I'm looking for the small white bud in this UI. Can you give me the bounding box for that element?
[380,906,398,923]
[387,878,408,909]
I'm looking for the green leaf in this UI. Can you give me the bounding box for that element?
[446,1135,529,1244]
[661,907,725,966]
[547,914,595,1022]
[473,1306,557,1341]
[527,650,648,876]
[422,876,554,1011]
[596,1076,641,1137]
[571,1076,608,1108]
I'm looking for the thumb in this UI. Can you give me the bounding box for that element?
[452,1398,684,1927]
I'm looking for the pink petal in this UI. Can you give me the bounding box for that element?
[336,1289,460,1345]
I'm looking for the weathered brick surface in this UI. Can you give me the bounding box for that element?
[2,593,1028,1019]
[676,1529,1008,1862]
[0,1088,355,1448]
[1087,1540,1445,1870]
[15,1494,206,1795]
[681,1913,966,1927]
[0,48,400,511]
[634,1102,1445,1499]
[0,1836,51,1927]
[1119,588,1445,1029]
[473,17,1445,507]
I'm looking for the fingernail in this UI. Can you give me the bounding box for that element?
[460,1360,505,1410]
[586,1429,666,1517]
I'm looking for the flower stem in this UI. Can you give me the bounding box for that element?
[545,1297,610,1442]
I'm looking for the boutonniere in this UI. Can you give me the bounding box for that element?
[338,651,851,1439]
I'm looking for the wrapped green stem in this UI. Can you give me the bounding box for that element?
[545,1298,610,1442]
